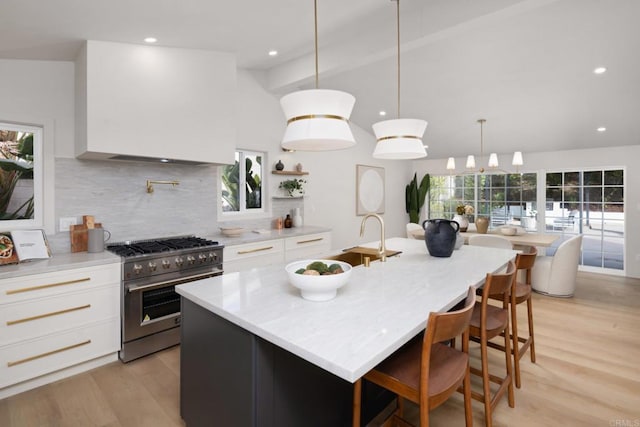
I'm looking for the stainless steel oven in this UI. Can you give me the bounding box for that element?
[107,236,223,362]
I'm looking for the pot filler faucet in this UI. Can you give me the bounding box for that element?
[360,213,387,262]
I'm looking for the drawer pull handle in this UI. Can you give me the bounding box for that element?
[237,246,274,255]
[297,238,323,244]
[6,304,91,326]
[7,340,92,367]
[6,278,91,295]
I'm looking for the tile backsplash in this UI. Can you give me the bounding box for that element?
[48,158,303,253]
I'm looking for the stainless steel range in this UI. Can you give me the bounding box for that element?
[107,236,223,362]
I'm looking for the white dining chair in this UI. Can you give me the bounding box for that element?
[531,235,583,297]
[468,234,513,249]
[406,223,424,239]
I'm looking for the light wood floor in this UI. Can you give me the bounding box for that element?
[1,271,639,426]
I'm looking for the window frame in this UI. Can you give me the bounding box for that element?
[544,167,625,272]
[0,120,52,232]
[428,172,538,231]
[218,149,269,220]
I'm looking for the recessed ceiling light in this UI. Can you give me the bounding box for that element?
[593,67,607,74]
[379,111,386,117]
[144,37,158,44]
[268,50,278,57]
[597,127,606,132]
[160,158,170,163]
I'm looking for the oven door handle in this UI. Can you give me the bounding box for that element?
[127,270,223,293]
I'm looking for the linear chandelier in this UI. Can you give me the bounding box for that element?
[280,0,356,151]
[372,0,427,160]
[446,119,523,173]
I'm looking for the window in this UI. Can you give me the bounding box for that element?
[545,169,624,270]
[428,173,537,231]
[220,150,264,214]
[0,122,44,229]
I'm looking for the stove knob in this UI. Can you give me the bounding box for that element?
[209,252,218,262]
[148,261,157,272]
[133,264,143,275]
[187,255,196,265]
[162,260,171,269]
[198,253,207,263]
[175,257,184,267]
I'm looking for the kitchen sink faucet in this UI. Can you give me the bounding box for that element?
[360,213,387,262]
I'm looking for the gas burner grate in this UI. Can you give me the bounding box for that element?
[107,236,220,258]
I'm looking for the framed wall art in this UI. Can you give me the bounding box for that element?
[356,164,385,215]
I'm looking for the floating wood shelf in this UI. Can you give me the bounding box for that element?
[271,170,309,176]
[272,196,304,200]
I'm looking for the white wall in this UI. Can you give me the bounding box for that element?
[0,59,75,159]
[413,145,640,278]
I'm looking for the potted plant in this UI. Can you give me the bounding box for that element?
[279,178,306,197]
[453,204,474,232]
[405,173,430,224]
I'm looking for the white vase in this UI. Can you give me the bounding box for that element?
[452,214,469,232]
[292,208,303,228]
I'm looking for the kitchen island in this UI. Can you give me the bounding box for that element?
[176,237,517,426]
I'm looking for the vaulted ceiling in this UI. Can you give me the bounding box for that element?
[1,0,638,159]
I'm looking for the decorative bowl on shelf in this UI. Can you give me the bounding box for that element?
[220,227,245,237]
[285,259,352,301]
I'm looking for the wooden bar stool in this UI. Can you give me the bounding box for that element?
[486,246,538,388]
[511,246,537,388]
[468,261,517,427]
[352,287,476,427]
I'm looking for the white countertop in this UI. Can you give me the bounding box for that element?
[0,250,121,280]
[175,237,517,383]
[208,225,331,247]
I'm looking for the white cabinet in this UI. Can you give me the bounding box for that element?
[75,40,236,165]
[224,239,285,274]
[284,232,331,262]
[0,263,120,392]
[223,231,332,273]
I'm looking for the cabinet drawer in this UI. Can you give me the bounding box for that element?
[0,318,120,388]
[224,239,284,263]
[0,285,120,346]
[0,263,120,305]
[284,232,332,262]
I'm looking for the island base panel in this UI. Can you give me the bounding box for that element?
[180,298,394,426]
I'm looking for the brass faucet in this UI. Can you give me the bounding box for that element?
[360,213,387,262]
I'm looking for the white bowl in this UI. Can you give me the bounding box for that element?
[285,259,352,301]
[220,227,245,237]
[500,226,517,236]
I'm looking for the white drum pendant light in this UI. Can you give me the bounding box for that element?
[280,1,356,151]
[373,0,427,160]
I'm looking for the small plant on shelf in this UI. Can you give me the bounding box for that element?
[279,178,306,197]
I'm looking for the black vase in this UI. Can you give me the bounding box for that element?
[275,160,284,171]
[422,219,459,257]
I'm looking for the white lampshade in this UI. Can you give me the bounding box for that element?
[372,118,427,159]
[512,151,524,166]
[446,157,456,170]
[280,89,356,151]
[466,155,476,169]
[488,153,499,168]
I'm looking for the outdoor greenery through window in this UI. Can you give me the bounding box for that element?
[429,173,537,231]
[221,150,263,213]
[0,124,36,221]
[545,169,624,270]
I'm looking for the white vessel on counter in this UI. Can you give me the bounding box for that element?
[292,208,303,227]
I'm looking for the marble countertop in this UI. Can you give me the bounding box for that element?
[176,237,517,382]
[206,225,331,247]
[0,250,121,280]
